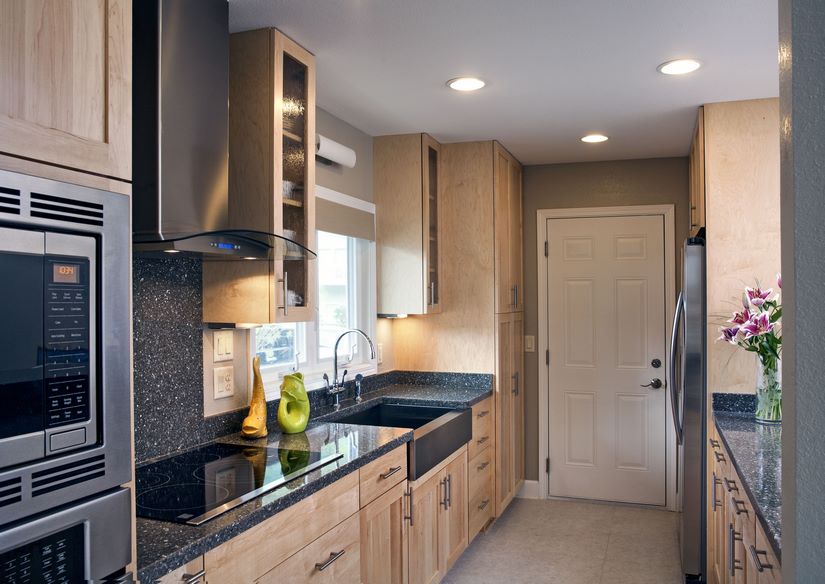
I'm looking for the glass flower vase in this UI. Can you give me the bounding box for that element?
[755,359,782,424]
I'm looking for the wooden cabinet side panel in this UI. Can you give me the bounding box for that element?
[509,160,524,311]
[495,314,513,517]
[204,472,359,583]
[689,107,706,234]
[493,144,512,314]
[421,134,442,314]
[360,480,409,584]
[375,134,425,315]
[512,313,525,489]
[0,0,132,179]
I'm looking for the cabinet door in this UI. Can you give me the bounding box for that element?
[508,161,523,311]
[712,458,728,584]
[440,451,468,573]
[689,107,706,235]
[422,135,442,314]
[0,0,131,180]
[511,313,525,490]
[275,31,316,323]
[494,145,512,313]
[495,314,513,516]
[408,472,442,584]
[360,480,409,584]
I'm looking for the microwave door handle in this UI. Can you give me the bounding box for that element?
[669,292,685,445]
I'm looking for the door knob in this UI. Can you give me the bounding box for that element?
[641,378,664,389]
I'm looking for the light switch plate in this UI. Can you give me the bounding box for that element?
[377,343,384,365]
[213,365,234,399]
[524,335,536,353]
[213,330,234,362]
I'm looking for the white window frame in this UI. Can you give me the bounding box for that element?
[252,187,377,400]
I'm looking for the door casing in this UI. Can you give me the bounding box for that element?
[536,205,677,511]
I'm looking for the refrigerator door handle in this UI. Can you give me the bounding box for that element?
[669,292,685,445]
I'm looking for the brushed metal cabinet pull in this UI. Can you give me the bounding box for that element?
[709,438,720,449]
[733,499,749,516]
[404,487,414,526]
[711,472,721,512]
[478,499,490,511]
[476,436,489,446]
[714,451,726,463]
[380,466,403,480]
[477,461,490,471]
[181,570,206,584]
[724,477,739,493]
[440,477,449,509]
[749,544,773,572]
[447,474,452,508]
[315,550,346,571]
[728,524,742,576]
[277,272,289,316]
[476,410,490,418]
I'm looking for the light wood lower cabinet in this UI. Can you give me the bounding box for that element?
[408,470,443,584]
[708,425,781,584]
[257,513,361,584]
[495,313,524,517]
[157,556,205,584]
[360,480,410,584]
[440,451,468,573]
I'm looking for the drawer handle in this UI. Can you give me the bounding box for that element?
[478,499,490,511]
[709,438,720,449]
[476,436,489,446]
[724,477,739,493]
[714,451,726,463]
[315,550,346,572]
[733,499,749,516]
[181,570,206,584]
[748,544,774,572]
[380,466,403,480]
[404,487,414,526]
[476,410,490,418]
[728,524,743,576]
[477,461,490,471]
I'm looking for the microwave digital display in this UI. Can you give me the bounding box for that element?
[52,263,80,284]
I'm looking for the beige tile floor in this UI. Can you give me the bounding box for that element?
[444,498,683,584]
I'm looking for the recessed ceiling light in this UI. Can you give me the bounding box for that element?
[581,134,609,143]
[447,77,485,92]
[657,59,702,75]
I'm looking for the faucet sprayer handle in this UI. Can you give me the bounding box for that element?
[340,370,348,386]
[355,373,364,384]
[322,372,330,390]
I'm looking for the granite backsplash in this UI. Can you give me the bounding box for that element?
[133,255,492,464]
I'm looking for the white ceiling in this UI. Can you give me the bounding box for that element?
[229,0,779,165]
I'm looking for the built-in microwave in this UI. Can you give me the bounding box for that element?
[0,170,132,527]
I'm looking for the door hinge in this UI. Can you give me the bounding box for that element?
[544,240,549,257]
[546,458,550,474]
[545,349,550,366]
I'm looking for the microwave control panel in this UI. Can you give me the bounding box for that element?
[44,257,90,428]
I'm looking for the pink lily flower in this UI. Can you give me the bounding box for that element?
[777,273,782,289]
[729,308,752,325]
[746,287,773,307]
[718,326,741,344]
[742,312,774,338]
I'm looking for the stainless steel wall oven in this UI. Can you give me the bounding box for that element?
[0,170,132,581]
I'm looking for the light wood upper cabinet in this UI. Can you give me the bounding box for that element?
[689,107,706,235]
[0,0,131,182]
[495,311,524,517]
[375,133,443,315]
[494,143,523,314]
[203,28,316,324]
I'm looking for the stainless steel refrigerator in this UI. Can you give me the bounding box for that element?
[670,237,707,582]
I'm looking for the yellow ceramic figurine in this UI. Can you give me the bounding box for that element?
[241,356,268,439]
[277,372,310,433]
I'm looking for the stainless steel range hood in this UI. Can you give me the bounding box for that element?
[132,0,315,261]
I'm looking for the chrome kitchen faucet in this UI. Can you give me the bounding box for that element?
[323,329,376,410]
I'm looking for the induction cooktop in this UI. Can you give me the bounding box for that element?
[135,443,343,525]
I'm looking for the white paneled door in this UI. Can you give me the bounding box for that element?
[547,215,667,505]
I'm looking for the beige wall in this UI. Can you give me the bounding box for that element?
[705,98,781,395]
[316,107,374,202]
[522,157,690,480]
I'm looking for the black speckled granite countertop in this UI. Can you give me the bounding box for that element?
[136,382,491,582]
[714,412,782,560]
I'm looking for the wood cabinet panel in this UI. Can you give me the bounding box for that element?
[468,447,493,504]
[256,513,361,584]
[493,143,523,314]
[468,397,493,460]
[157,556,205,584]
[440,450,468,573]
[468,479,493,544]
[0,0,131,180]
[689,107,706,234]
[359,445,408,508]
[495,312,524,516]
[408,471,442,584]
[204,472,358,583]
[360,480,409,584]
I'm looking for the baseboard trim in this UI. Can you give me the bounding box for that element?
[516,480,541,499]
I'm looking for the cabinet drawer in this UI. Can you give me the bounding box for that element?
[468,448,493,503]
[204,472,359,583]
[750,523,781,584]
[468,481,493,543]
[359,445,408,507]
[469,397,493,460]
[257,513,361,584]
[725,469,756,541]
[158,556,205,583]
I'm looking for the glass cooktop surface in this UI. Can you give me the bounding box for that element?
[135,443,342,525]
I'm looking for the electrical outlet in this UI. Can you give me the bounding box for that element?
[377,343,384,365]
[213,330,234,362]
[524,335,536,352]
[213,365,234,399]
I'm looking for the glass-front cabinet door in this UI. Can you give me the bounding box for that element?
[422,135,442,314]
[275,34,316,322]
